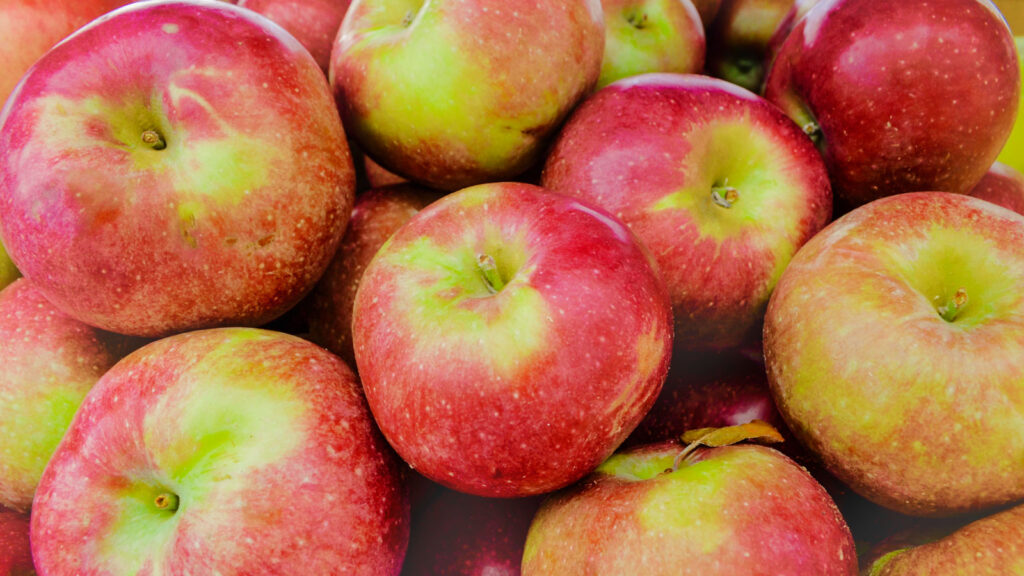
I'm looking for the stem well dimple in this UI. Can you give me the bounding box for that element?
[937,287,969,322]
[141,129,166,150]
[477,253,505,294]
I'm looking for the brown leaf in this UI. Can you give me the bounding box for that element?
[680,420,785,447]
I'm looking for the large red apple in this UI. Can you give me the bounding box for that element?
[0,0,354,337]
[30,327,409,574]
[543,73,831,351]
[352,182,673,498]
[764,0,1020,209]
[765,192,1024,516]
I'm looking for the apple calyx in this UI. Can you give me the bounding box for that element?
[670,420,784,471]
[477,253,506,294]
[626,11,649,30]
[153,492,180,513]
[937,287,968,322]
[141,129,167,151]
[710,181,740,208]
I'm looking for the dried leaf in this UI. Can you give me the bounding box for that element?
[680,420,784,447]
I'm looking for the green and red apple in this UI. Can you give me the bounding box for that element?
[765,192,1024,516]
[31,328,409,575]
[764,0,1020,209]
[0,0,354,337]
[352,182,673,498]
[521,440,857,575]
[542,73,831,351]
[330,0,605,190]
[0,278,137,512]
[597,0,705,88]
[705,0,794,91]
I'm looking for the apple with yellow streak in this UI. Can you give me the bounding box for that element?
[352,182,673,497]
[0,0,354,337]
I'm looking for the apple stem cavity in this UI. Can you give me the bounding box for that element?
[937,287,969,322]
[141,130,167,151]
[477,253,505,294]
[626,11,649,30]
[154,492,180,513]
[711,182,739,208]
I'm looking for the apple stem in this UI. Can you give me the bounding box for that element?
[711,183,739,208]
[154,492,179,512]
[670,433,712,471]
[627,12,649,29]
[477,254,505,294]
[141,130,166,151]
[401,9,415,27]
[938,287,968,322]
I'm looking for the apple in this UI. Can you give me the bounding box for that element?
[763,0,821,71]
[597,0,705,89]
[542,73,831,351]
[0,278,138,512]
[764,0,1020,209]
[0,506,34,576]
[691,0,721,25]
[864,503,1024,575]
[0,0,134,107]
[996,36,1024,174]
[30,327,409,574]
[704,0,794,92]
[521,440,858,575]
[401,484,542,576]
[236,0,352,71]
[306,183,441,367]
[969,161,1024,215]
[765,192,1024,517]
[330,0,605,191]
[0,240,18,291]
[352,182,673,497]
[0,0,354,338]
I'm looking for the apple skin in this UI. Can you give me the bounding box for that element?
[236,0,352,71]
[306,183,442,367]
[764,0,1020,209]
[542,73,831,351]
[0,240,18,291]
[401,483,542,576]
[30,327,409,575]
[521,441,858,575]
[0,0,354,337]
[330,0,605,191]
[690,0,721,24]
[597,0,705,89]
[352,182,673,498]
[763,0,821,71]
[0,506,34,576]
[0,278,139,512]
[765,192,1024,517]
[0,0,134,107]
[968,161,1024,215]
[865,504,1024,575]
[705,0,794,92]
[996,36,1024,174]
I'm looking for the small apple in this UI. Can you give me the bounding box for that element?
[542,73,831,351]
[765,192,1024,516]
[0,278,138,512]
[705,0,794,91]
[521,440,858,575]
[401,484,542,576]
[330,0,605,190]
[352,182,673,498]
[0,0,355,337]
[236,0,352,71]
[30,327,409,575]
[306,183,441,367]
[764,0,1020,209]
[996,36,1024,174]
[0,506,34,576]
[968,161,1024,215]
[597,0,705,89]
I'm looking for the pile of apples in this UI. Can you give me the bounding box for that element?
[1,0,1022,574]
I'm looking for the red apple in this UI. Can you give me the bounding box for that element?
[764,0,1020,209]
[542,73,831,351]
[236,0,351,71]
[522,440,858,575]
[0,506,34,576]
[352,182,673,498]
[597,0,705,88]
[306,183,441,367]
[30,327,409,574]
[402,484,542,576]
[0,0,354,337]
[0,278,138,512]
[765,192,1024,516]
[330,0,605,190]
[968,161,1024,215]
